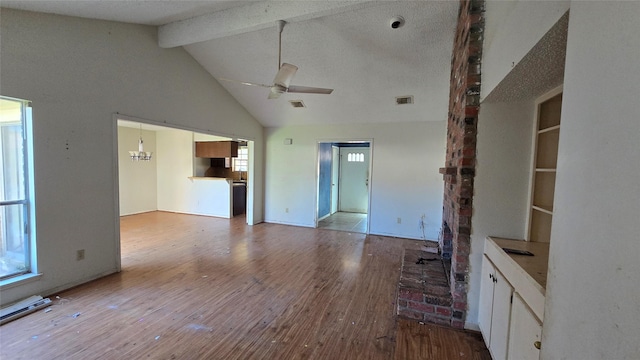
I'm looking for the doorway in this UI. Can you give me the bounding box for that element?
[316,141,371,233]
[113,114,255,270]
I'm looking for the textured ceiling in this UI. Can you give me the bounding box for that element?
[483,11,569,103]
[1,1,459,127]
[0,1,254,25]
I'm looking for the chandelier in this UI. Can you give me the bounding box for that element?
[128,124,153,161]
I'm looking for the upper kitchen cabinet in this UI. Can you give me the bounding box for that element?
[195,141,238,158]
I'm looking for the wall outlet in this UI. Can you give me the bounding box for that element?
[397,217,402,224]
[76,249,85,261]
[285,208,289,213]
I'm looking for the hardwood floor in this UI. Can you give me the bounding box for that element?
[395,320,491,360]
[0,211,488,359]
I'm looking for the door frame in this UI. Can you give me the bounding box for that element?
[330,145,339,215]
[314,139,373,233]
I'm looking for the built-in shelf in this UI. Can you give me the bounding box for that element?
[537,124,560,134]
[532,205,553,215]
[528,89,562,243]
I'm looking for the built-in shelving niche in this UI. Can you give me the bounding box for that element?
[528,88,563,243]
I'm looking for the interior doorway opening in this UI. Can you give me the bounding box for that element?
[316,141,372,233]
[113,114,255,270]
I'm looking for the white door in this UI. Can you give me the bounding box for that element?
[338,147,369,213]
[331,146,339,214]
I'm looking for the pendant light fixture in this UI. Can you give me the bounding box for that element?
[128,124,153,161]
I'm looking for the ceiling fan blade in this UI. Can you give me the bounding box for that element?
[218,78,271,88]
[273,63,298,88]
[287,85,334,95]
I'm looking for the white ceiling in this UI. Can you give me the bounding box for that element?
[1,1,459,128]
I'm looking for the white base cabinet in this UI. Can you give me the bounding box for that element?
[479,256,513,360]
[508,293,542,360]
[480,237,548,360]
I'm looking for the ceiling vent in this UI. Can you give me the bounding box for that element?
[289,100,306,108]
[395,95,414,105]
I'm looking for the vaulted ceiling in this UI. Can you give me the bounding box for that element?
[1,1,458,127]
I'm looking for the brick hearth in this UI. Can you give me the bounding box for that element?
[397,249,463,328]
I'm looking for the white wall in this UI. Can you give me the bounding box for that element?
[264,122,445,240]
[468,100,534,327]
[482,0,569,99]
[0,9,263,305]
[542,2,640,358]
[156,129,232,218]
[118,126,157,215]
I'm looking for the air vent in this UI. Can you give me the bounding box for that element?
[395,95,414,105]
[289,100,306,108]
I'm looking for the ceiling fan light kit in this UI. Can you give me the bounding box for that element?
[220,20,334,101]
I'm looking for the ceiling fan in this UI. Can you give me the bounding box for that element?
[220,20,334,100]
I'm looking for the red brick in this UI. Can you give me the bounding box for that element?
[453,301,467,311]
[408,301,435,313]
[459,157,474,167]
[451,320,465,329]
[436,306,452,317]
[398,300,407,308]
[399,308,423,321]
[464,106,479,117]
[424,315,451,327]
[424,285,451,297]
[398,289,423,302]
[463,148,476,158]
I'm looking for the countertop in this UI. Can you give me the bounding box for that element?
[188,176,246,184]
[485,236,549,321]
[488,237,549,289]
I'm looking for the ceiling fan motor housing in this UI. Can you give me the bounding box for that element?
[272,84,286,93]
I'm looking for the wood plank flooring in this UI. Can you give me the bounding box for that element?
[395,320,491,360]
[0,211,488,359]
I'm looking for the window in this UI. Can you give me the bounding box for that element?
[232,146,248,172]
[0,97,33,280]
[347,152,365,162]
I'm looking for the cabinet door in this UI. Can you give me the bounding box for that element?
[491,270,513,360]
[195,141,238,158]
[508,293,542,360]
[479,256,495,344]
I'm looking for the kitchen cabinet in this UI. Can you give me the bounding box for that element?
[479,256,513,360]
[508,293,542,360]
[195,141,238,158]
[232,183,246,216]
